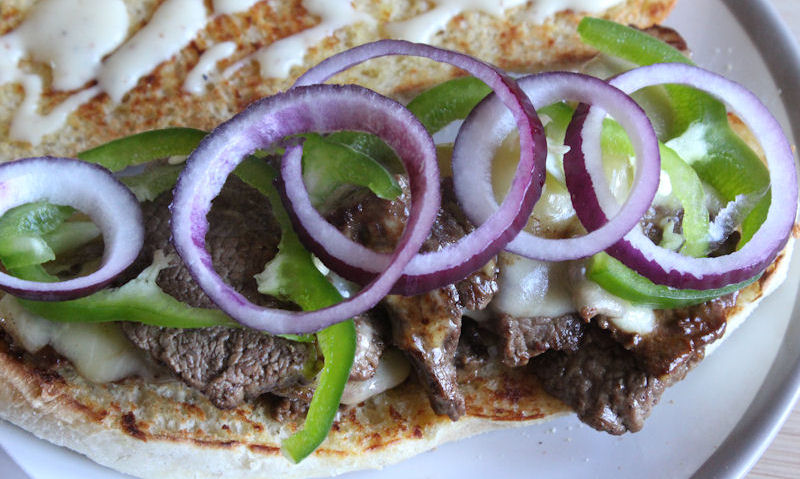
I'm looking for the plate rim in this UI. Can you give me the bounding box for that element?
[692,1,800,478]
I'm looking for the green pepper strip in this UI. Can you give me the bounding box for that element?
[77,127,208,171]
[586,120,755,307]
[321,76,493,173]
[235,157,356,464]
[578,17,771,245]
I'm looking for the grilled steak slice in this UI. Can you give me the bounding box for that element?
[134,175,283,309]
[532,295,734,434]
[326,177,497,420]
[350,312,388,381]
[124,324,315,409]
[495,313,586,367]
[122,176,318,409]
[383,285,465,420]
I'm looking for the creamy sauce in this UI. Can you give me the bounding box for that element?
[0,296,152,383]
[183,42,237,94]
[99,0,209,103]
[247,0,374,79]
[0,0,129,91]
[10,76,101,146]
[212,0,260,15]
[386,0,624,43]
[0,0,128,145]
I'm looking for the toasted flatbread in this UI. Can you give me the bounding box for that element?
[4,1,795,479]
[0,241,792,479]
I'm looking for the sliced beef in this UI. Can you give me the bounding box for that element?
[532,294,736,434]
[326,177,498,420]
[532,327,672,435]
[124,324,315,409]
[383,285,465,420]
[494,313,586,367]
[132,175,283,309]
[122,176,313,409]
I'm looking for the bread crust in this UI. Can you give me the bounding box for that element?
[0,237,793,479]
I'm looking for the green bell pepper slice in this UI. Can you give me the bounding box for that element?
[236,157,356,464]
[578,17,770,245]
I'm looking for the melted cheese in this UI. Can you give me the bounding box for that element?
[340,349,411,405]
[99,0,209,103]
[0,296,153,383]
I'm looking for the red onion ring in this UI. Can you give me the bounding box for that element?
[568,63,797,289]
[453,72,661,261]
[0,157,143,300]
[285,40,547,295]
[170,84,439,334]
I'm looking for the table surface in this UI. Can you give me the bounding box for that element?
[747,1,800,478]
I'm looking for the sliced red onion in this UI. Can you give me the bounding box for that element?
[287,40,546,295]
[170,84,439,334]
[453,72,661,261]
[569,63,797,289]
[0,157,143,300]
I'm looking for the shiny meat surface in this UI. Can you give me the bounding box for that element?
[134,175,283,309]
[326,178,498,420]
[123,324,315,409]
[494,314,586,367]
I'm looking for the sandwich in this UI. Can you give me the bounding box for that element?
[0,1,796,478]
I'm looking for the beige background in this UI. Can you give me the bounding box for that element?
[748,1,800,478]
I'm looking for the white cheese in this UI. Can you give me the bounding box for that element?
[0,296,153,383]
[340,349,411,405]
[491,252,575,319]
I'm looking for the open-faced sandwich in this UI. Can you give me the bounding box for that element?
[0,0,797,478]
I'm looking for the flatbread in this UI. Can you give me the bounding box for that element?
[4,1,793,478]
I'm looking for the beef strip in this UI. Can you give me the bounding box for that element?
[532,294,736,434]
[326,177,498,420]
[122,176,390,410]
[121,176,317,409]
[124,324,316,409]
[494,313,586,368]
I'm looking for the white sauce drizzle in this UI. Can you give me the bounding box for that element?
[183,41,237,94]
[212,0,260,15]
[11,76,101,146]
[247,0,374,79]
[98,0,208,103]
[386,0,624,43]
[0,0,129,91]
[386,0,527,43]
[0,0,128,145]
[524,0,626,24]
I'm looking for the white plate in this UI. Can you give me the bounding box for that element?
[3,0,800,478]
